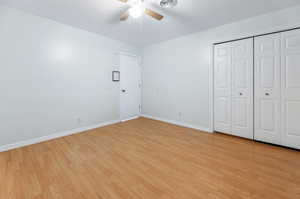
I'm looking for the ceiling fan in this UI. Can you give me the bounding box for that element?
[117,0,164,21]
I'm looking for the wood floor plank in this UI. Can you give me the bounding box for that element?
[0,117,299,199]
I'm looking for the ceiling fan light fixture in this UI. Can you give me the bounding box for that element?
[160,0,178,8]
[118,0,164,21]
[129,4,145,18]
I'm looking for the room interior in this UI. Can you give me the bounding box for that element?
[0,0,300,198]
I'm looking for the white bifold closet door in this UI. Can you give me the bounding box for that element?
[214,38,253,139]
[254,29,300,149]
[214,42,232,134]
[254,33,281,145]
[231,39,254,139]
[281,29,300,149]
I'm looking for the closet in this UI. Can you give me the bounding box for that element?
[214,28,300,150]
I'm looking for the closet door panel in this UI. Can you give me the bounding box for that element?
[214,43,232,134]
[281,29,300,149]
[254,34,281,144]
[231,38,254,139]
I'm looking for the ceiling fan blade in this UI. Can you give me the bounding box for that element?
[144,8,164,21]
[120,11,129,21]
[117,0,128,3]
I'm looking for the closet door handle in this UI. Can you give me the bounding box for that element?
[265,93,270,96]
[239,92,243,96]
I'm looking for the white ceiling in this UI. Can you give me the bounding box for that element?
[1,0,300,47]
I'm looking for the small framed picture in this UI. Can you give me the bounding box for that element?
[112,71,120,82]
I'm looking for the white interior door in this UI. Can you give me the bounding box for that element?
[254,34,281,144]
[120,54,141,121]
[231,38,254,139]
[214,43,232,134]
[281,29,300,149]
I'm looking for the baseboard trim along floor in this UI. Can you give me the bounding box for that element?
[141,114,211,133]
[121,116,140,122]
[0,119,120,153]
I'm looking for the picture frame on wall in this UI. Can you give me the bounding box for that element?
[112,71,120,82]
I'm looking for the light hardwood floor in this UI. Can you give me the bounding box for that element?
[0,117,299,199]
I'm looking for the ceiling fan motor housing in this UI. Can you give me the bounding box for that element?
[160,0,178,8]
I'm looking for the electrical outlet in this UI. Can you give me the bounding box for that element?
[178,112,182,120]
[77,118,81,125]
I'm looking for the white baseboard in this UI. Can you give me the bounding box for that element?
[141,114,212,133]
[121,116,140,122]
[0,119,120,153]
[0,116,210,153]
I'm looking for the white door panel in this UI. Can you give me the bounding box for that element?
[281,29,300,149]
[120,54,141,121]
[231,38,254,139]
[254,34,281,144]
[233,98,247,126]
[214,43,231,134]
[260,99,276,131]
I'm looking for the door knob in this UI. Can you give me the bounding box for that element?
[239,92,243,96]
[121,89,126,93]
[265,93,270,96]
